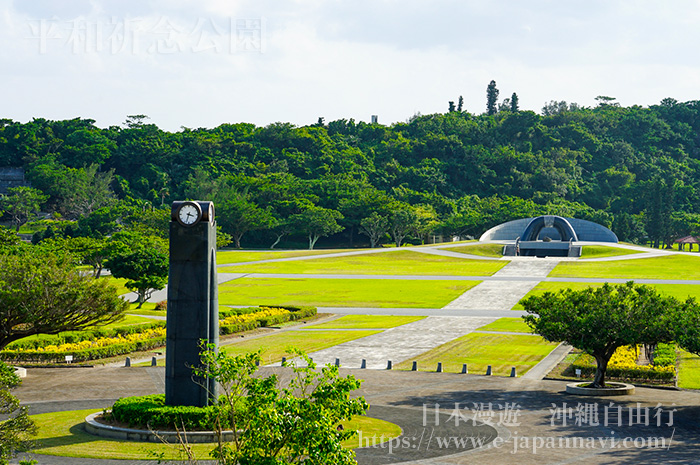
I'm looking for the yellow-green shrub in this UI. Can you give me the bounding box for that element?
[571,345,675,382]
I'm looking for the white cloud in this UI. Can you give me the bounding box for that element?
[2,0,700,130]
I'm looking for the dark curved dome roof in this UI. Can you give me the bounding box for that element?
[479,216,618,243]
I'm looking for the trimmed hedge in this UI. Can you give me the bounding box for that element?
[651,343,677,367]
[1,336,166,363]
[571,353,675,382]
[5,321,166,351]
[219,306,316,335]
[109,394,241,430]
[3,306,317,362]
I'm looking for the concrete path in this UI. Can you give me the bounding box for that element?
[300,316,498,369]
[441,258,561,311]
[520,342,572,380]
[317,307,524,317]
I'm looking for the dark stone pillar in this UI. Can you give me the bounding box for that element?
[165,202,219,407]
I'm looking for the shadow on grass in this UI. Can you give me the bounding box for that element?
[33,423,93,450]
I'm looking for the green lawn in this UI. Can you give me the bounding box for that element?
[476,317,532,333]
[308,315,426,329]
[441,243,504,257]
[513,282,700,310]
[549,254,700,280]
[579,246,643,259]
[678,350,700,389]
[101,276,130,296]
[220,250,507,276]
[125,302,166,316]
[29,408,399,459]
[219,277,480,308]
[395,333,558,375]
[221,330,380,365]
[217,249,352,265]
[95,314,158,329]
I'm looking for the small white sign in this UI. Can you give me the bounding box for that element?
[65,355,73,363]
[575,368,582,377]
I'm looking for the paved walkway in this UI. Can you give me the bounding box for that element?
[300,316,497,369]
[12,366,700,465]
[441,258,561,311]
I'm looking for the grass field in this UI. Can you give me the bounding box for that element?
[125,302,166,316]
[678,350,700,389]
[101,276,130,296]
[29,409,400,459]
[549,254,700,280]
[308,315,426,329]
[579,246,643,258]
[221,330,380,365]
[476,317,532,333]
[218,277,480,308]
[220,250,507,276]
[217,249,352,265]
[440,243,504,257]
[394,333,557,375]
[513,282,700,310]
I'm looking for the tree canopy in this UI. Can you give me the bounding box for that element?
[0,248,128,349]
[0,361,35,465]
[522,282,691,388]
[4,95,700,248]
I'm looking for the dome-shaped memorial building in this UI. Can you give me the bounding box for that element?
[479,215,618,257]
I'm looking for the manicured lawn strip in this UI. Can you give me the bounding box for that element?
[125,302,166,317]
[221,330,380,365]
[513,282,700,310]
[94,314,156,329]
[476,317,532,333]
[31,409,212,459]
[678,350,700,389]
[549,254,700,280]
[307,315,426,329]
[343,415,402,448]
[394,333,558,375]
[217,249,352,265]
[219,278,480,308]
[440,243,504,257]
[29,409,399,459]
[579,246,643,258]
[101,276,130,296]
[220,250,507,276]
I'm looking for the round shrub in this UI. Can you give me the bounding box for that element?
[109,394,243,430]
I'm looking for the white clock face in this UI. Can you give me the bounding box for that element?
[178,204,200,225]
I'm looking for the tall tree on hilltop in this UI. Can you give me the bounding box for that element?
[448,101,455,112]
[510,92,519,112]
[457,95,464,112]
[486,80,499,115]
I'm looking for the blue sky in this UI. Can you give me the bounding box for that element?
[2,0,700,130]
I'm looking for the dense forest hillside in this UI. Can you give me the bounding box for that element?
[2,95,700,248]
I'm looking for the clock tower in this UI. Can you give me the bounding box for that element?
[165,200,219,407]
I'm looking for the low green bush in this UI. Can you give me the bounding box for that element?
[1,336,166,363]
[109,394,242,430]
[218,307,262,319]
[571,354,675,382]
[652,343,677,368]
[6,321,166,351]
[3,306,317,362]
[219,306,316,335]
